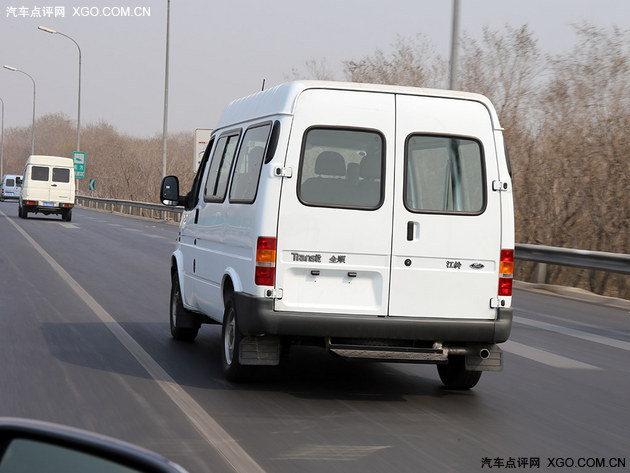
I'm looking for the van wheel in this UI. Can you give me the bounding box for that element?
[19,206,27,219]
[62,209,72,222]
[437,356,482,389]
[221,298,253,382]
[169,273,199,341]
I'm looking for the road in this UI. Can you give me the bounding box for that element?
[1,200,629,473]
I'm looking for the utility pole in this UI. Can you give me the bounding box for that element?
[449,0,461,90]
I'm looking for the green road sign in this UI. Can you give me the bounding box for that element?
[73,151,86,178]
[89,179,96,191]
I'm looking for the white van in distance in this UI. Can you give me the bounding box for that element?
[161,81,514,389]
[19,155,75,221]
[1,174,22,200]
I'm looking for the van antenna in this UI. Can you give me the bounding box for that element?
[261,79,266,91]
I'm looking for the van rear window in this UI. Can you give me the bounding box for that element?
[31,166,49,181]
[298,128,384,209]
[52,168,70,183]
[5,179,14,186]
[405,135,486,214]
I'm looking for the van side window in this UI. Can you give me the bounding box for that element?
[298,128,384,209]
[230,123,271,203]
[31,166,49,181]
[405,135,486,214]
[186,136,214,210]
[204,132,240,202]
[52,168,70,183]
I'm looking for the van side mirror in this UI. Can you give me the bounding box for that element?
[0,417,188,473]
[160,176,181,206]
[16,177,23,186]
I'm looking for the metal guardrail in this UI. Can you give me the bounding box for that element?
[76,195,183,222]
[515,243,630,284]
[515,244,630,274]
[76,196,629,280]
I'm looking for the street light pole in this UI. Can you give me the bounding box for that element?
[162,0,171,179]
[38,26,82,153]
[0,97,4,179]
[449,0,461,90]
[3,65,36,155]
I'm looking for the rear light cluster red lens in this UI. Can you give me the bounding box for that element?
[498,249,514,296]
[255,237,276,286]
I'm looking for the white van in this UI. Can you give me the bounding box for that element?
[1,174,22,201]
[161,81,514,389]
[19,155,75,221]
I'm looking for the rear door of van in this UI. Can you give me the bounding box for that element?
[49,166,74,203]
[390,95,501,320]
[274,88,395,316]
[26,165,53,203]
[274,90,501,321]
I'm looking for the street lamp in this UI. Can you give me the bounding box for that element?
[3,65,36,155]
[162,0,171,179]
[449,0,461,90]
[38,25,82,153]
[0,97,4,179]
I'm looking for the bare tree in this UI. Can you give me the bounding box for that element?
[343,34,446,88]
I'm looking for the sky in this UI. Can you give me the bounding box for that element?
[0,0,629,139]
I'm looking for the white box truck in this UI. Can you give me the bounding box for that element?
[161,81,514,389]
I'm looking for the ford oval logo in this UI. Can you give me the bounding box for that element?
[470,263,485,270]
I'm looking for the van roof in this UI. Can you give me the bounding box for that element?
[216,80,502,130]
[26,155,74,167]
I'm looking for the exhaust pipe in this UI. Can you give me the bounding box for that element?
[445,346,492,359]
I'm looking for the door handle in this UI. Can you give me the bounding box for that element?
[407,221,419,241]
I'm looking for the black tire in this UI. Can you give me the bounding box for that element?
[169,273,199,341]
[437,356,482,390]
[62,209,72,222]
[19,206,28,219]
[221,297,254,382]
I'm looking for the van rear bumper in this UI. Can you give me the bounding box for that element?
[23,202,73,213]
[233,293,512,343]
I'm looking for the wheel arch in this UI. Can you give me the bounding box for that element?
[223,265,247,303]
[170,252,188,306]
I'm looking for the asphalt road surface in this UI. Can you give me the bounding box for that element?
[1,200,629,473]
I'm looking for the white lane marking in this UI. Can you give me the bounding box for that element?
[2,210,265,473]
[514,316,630,352]
[143,234,167,240]
[59,222,79,229]
[274,444,390,461]
[502,341,601,370]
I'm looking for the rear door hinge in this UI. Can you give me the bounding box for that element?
[492,180,510,191]
[264,288,283,299]
[490,297,508,308]
[274,166,293,178]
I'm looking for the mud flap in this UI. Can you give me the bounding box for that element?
[239,336,281,366]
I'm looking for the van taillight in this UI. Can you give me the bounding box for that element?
[255,237,276,286]
[498,249,514,296]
